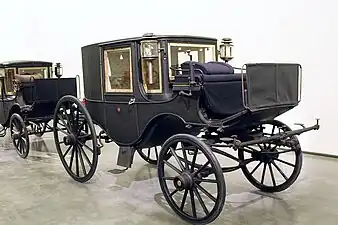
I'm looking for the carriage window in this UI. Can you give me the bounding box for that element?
[0,69,4,94]
[141,57,161,93]
[18,67,48,78]
[168,43,216,80]
[104,47,132,93]
[5,68,15,94]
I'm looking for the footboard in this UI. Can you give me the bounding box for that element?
[241,63,302,111]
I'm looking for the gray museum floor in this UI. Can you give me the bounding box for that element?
[0,132,338,225]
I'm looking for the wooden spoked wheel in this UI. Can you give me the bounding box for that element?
[238,120,303,193]
[158,134,226,224]
[53,95,99,183]
[10,113,30,159]
[31,122,47,137]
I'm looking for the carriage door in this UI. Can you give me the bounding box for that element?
[102,46,139,144]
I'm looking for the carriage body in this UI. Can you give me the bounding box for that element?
[81,34,302,148]
[0,60,77,157]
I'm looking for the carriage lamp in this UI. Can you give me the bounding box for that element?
[141,40,159,84]
[219,38,233,62]
[54,63,63,78]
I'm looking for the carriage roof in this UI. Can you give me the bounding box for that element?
[82,34,218,48]
[0,60,53,68]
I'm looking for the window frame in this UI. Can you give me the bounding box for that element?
[17,66,49,78]
[4,68,16,95]
[140,45,162,94]
[167,42,217,80]
[103,47,133,93]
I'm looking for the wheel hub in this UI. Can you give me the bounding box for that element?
[64,133,77,146]
[173,172,193,191]
[252,148,279,163]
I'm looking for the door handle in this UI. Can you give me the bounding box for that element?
[128,97,135,105]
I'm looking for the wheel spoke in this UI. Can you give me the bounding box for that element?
[76,119,86,136]
[193,161,210,176]
[180,189,188,211]
[155,146,159,160]
[271,161,288,180]
[78,134,91,139]
[78,145,92,167]
[193,187,209,215]
[268,163,276,186]
[55,126,69,136]
[261,162,267,184]
[147,148,151,158]
[62,146,72,157]
[162,177,175,180]
[190,148,198,173]
[163,160,181,174]
[77,140,94,154]
[250,161,262,175]
[169,147,185,171]
[75,146,80,177]
[77,145,87,176]
[61,105,72,126]
[194,178,217,183]
[190,189,197,218]
[277,149,295,154]
[268,125,276,148]
[274,158,295,167]
[196,183,217,202]
[181,143,189,170]
[169,189,178,197]
[69,147,75,170]
[57,114,72,133]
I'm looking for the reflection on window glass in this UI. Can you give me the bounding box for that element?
[104,47,132,92]
[18,67,47,79]
[5,68,15,93]
[0,69,3,94]
[141,58,161,93]
[168,43,215,79]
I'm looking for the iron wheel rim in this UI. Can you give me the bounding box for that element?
[53,96,98,183]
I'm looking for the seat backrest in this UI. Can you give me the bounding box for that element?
[181,61,234,75]
[14,73,43,83]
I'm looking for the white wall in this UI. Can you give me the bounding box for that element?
[1,0,337,155]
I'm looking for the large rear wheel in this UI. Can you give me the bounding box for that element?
[53,95,99,183]
[238,120,303,193]
[158,134,226,224]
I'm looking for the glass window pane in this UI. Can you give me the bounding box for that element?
[104,48,132,92]
[141,58,161,93]
[168,43,215,80]
[5,68,15,93]
[18,67,47,78]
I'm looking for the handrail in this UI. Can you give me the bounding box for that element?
[75,74,81,99]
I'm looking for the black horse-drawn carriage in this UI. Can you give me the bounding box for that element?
[49,34,319,224]
[0,60,78,158]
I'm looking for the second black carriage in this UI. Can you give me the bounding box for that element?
[0,60,78,158]
[52,34,320,224]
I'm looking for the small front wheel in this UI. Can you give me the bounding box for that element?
[10,113,30,158]
[158,134,226,224]
[53,95,99,183]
